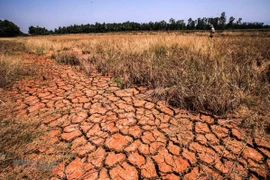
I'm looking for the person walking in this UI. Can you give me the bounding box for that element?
[210,24,215,38]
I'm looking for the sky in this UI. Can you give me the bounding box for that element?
[0,0,269,33]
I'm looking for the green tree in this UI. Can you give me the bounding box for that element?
[0,20,22,37]
[169,18,176,30]
[28,25,49,35]
[176,20,185,30]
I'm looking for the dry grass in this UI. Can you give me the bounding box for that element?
[7,31,270,137]
[53,51,80,65]
[0,40,27,88]
[0,40,39,88]
[0,40,26,55]
[0,55,23,88]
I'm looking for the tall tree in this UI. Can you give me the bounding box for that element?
[236,18,242,25]
[187,18,193,29]
[219,12,227,29]
[169,18,176,30]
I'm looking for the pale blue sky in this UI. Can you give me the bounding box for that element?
[0,0,269,33]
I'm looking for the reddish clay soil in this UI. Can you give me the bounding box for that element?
[4,55,270,179]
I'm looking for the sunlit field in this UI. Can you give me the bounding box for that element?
[1,31,269,136]
[1,31,270,179]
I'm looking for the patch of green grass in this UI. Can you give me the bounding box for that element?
[113,77,124,89]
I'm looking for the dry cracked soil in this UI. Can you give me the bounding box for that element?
[1,54,270,180]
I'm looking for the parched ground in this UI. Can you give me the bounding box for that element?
[1,54,270,179]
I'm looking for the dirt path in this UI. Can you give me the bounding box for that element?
[6,55,270,179]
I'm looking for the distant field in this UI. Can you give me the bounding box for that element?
[1,31,270,136]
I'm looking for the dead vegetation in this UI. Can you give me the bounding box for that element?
[53,52,80,65]
[0,55,24,88]
[0,40,40,88]
[0,41,26,88]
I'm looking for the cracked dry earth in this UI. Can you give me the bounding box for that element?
[6,54,270,179]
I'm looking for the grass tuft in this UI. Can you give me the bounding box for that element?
[0,55,23,88]
[55,52,80,65]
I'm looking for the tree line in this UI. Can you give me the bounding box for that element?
[29,12,268,35]
[0,12,269,37]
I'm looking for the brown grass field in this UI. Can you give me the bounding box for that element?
[0,31,270,179]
